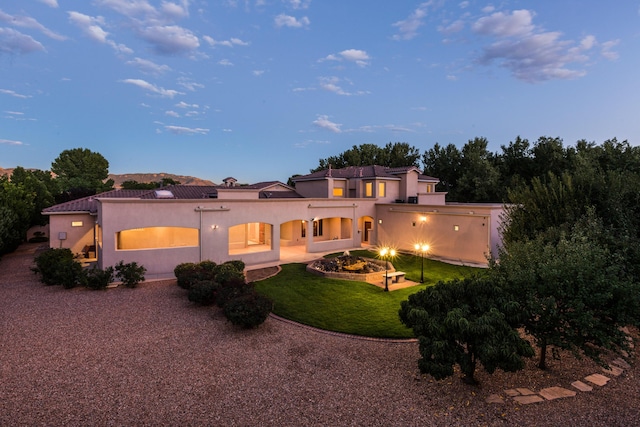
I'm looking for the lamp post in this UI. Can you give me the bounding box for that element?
[379,247,396,292]
[414,243,429,283]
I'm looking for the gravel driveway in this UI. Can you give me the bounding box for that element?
[1,243,639,426]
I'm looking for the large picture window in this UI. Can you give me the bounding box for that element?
[378,182,386,197]
[365,182,373,197]
[116,227,198,250]
[229,222,273,254]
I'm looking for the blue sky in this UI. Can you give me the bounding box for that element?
[1,1,639,184]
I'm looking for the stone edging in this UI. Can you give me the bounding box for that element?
[485,355,633,405]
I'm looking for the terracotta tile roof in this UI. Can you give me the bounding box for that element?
[42,189,149,214]
[43,182,301,213]
[293,165,439,182]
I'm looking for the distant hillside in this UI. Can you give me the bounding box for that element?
[0,168,215,187]
[109,173,215,188]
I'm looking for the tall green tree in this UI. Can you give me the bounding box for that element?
[9,167,55,226]
[399,276,533,384]
[492,214,639,369]
[51,148,114,200]
[455,137,500,202]
[313,142,420,172]
[0,176,35,255]
[421,142,461,194]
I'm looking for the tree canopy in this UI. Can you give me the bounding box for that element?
[312,142,420,172]
[51,148,114,199]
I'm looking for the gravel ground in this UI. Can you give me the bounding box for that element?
[1,244,639,426]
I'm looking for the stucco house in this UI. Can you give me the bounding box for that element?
[43,166,505,279]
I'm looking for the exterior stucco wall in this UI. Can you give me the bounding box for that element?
[294,180,329,198]
[48,213,95,256]
[375,203,504,265]
[97,198,377,279]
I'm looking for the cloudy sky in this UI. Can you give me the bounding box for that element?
[1,1,639,183]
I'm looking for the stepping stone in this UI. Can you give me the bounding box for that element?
[516,388,536,396]
[584,373,610,386]
[513,395,544,404]
[485,394,504,404]
[539,386,577,400]
[504,389,521,397]
[611,358,631,370]
[571,381,593,392]
[602,365,624,377]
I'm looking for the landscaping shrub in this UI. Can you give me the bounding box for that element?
[215,278,254,308]
[174,261,217,290]
[223,292,273,328]
[223,260,245,273]
[59,260,86,289]
[199,260,218,272]
[214,262,245,285]
[115,261,146,288]
[33,248,82,287]
[84,266,114,290]
[187,280,219,306]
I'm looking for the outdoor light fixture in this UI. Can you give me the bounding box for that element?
[420,216,427,222]
[211,225,219,230]
[379,247,396,292]
[414,243,430,283]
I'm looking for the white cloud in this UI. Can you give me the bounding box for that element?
[68,11,109,43]
[0,10,66,41]
[139,25,199,54]
[0,88,32,99]
[0,28,45,54]
[126,57,171,74]
[96,0,156,19]
[313,114,342,133]
[392,2,431,40]
[0,138,24,145]
[472,9,535,38]
[274,14,310,28]
[177,77,204,91]
[38,0,59,7]
[165,110,180,117]
[218,58,233,66]
[203,36,249,47]
[120,78,183,98]
[438,20,464,36]
[600,39,620,60]
[285,0,311,9]
[252,70,265,76]
[320,49,370,67]
[175,101,199,108]
[471,9,618,83]
[164,125,209,135]
[339,49,370,67]
[68,11,132,53]
[161,1,190,19]
[318,76,349,96]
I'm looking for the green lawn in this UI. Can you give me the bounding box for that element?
[254,252,481,339]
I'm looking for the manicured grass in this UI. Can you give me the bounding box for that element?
[254,253,481,339]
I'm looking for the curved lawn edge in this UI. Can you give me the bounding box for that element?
[268,313,417,343]
[254,263,419,339]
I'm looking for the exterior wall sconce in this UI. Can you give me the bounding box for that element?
[454,225,459,231]
[378,219,383,224]
[211,225,219,230]
[420,216,427,222]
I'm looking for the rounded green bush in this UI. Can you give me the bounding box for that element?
[223,292,273,328]
[188,280,219,306]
